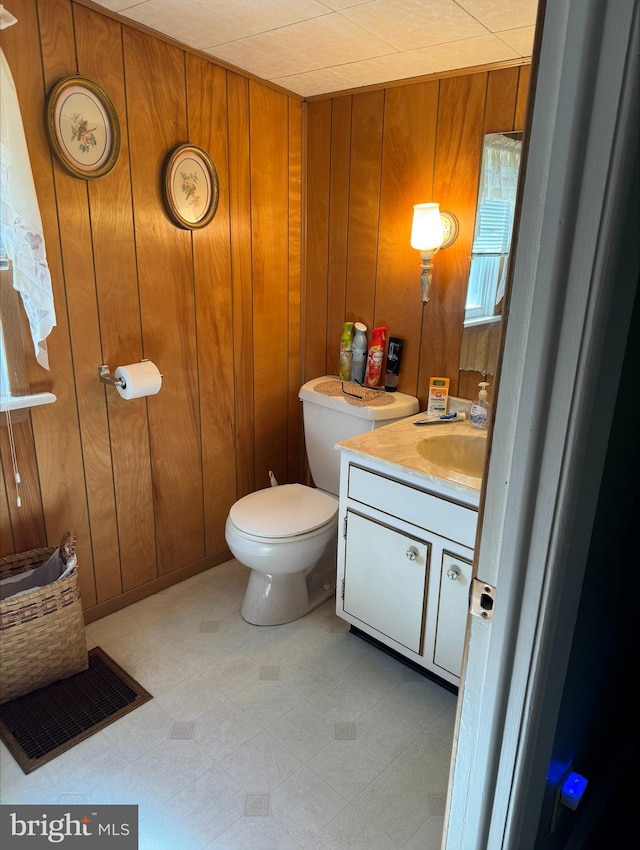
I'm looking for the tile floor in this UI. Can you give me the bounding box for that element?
[0,559,457,849]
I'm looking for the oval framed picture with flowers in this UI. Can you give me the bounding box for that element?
[163,144,219,230]
[45,76,120,179]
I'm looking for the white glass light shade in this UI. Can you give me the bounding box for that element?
[411,203,444,252]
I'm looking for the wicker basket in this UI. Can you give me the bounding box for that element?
[0,541,88,704]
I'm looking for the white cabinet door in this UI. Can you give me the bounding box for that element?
[433,552,472,678]
[342,510,429,653]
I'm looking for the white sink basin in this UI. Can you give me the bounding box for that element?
[417,432,487,480]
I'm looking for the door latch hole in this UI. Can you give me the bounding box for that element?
[470,578,496,621]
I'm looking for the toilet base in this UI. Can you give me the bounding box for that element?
[240,541,336,626]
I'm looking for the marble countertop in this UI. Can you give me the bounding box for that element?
[336,411,487,504]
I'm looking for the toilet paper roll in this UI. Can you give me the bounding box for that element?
[114,361,162,400]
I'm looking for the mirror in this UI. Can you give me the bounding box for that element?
[459,132,523,381]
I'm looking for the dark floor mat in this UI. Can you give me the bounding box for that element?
[0,646,152,774]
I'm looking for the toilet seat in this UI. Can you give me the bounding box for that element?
[228,483,337,539]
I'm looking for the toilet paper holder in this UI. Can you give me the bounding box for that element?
[98,359,162,389]
[98,364,125,388]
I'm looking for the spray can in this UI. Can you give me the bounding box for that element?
[339,322,354,381]
[364,326,387,387]
[351,322,368,384]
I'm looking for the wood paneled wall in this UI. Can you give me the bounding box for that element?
[0,0,530,621]
[0,0,302,620]
[305,65,530,407]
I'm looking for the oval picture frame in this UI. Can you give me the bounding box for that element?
[163,144,220,230]
[45,76,120,179]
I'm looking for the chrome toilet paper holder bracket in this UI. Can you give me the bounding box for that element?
[98,364,124,388]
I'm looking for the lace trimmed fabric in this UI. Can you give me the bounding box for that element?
[1,48,55,370]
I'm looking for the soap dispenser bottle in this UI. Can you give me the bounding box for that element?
[470,381,491,429]
[351,322,368,384]
[339,322,354,381]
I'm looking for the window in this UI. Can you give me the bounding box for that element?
[465,133,522,326]
[0,248,56,413]
[1,46,57,399]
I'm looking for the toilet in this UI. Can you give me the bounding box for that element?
[225,375,419,625]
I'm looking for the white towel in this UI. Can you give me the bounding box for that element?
[0,6,18,30]
[1,46,56,370]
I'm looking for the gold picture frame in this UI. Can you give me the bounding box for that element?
[163,144,220,230]
[45,76,120,180]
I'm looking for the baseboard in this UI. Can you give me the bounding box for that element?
[83,548,233,623]
[349,625,459,696]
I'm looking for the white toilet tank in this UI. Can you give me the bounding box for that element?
[298,376,420,495]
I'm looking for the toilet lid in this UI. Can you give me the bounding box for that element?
[229,483,338,538]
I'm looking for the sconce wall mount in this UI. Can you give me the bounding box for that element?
[411,203,458,303]
[440,211,459,249]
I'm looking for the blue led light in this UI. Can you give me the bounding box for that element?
[561,772,588,811]
[547,759,572,785]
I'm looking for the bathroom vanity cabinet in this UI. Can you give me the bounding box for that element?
[336,447,479,687]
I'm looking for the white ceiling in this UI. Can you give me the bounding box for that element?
[89,0,538,98]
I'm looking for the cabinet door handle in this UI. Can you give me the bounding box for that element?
[446,567,460,581]
[405,546,419,561]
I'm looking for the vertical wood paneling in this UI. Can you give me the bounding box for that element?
[0,272,30,398]
[458,369,496,405]
[0,469,12,556]
[75,6,156,595]
[251,83,290,488]
[483,67,519,134]
[124,29,203,574]
[424,73,488,400]
[50,138,114,595]
[228,74,255,499]
[1,273,43,548]
[377,82,439,397]
[287,99,303,481]
[327,96,352,376]
[9,0,96,606]
[345,91,384,333]
[70,5,135,601]
[187,57,236,554]
[515,65,532,130]
[0,423,45,552]
[304,100,332,380]
[306,66,529,409]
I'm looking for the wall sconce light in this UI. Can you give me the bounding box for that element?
[411,203,459,302]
